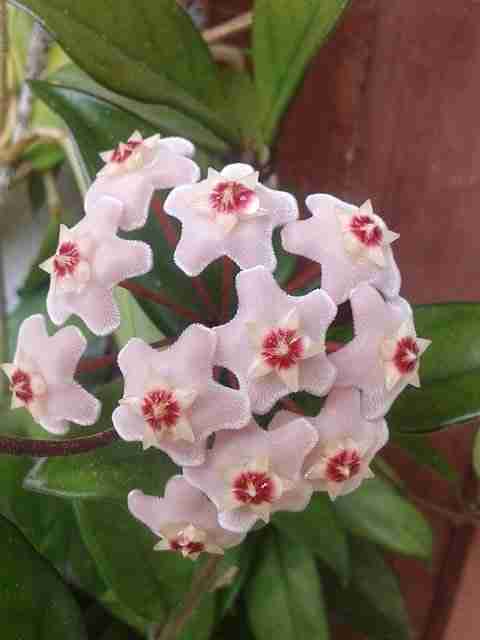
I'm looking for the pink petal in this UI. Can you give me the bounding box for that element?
[56,285,121,336]
[157,137,195,157]
[256,182,298,226]
[276,482,313,512]
[46,382,101,425]
[224,217,277,271]
[16,314,49,353]
[45,326,87,383]
[174,224,224,277]
[156,438,207,467]
[189,381,251,440]
[117,338,155,397]
[38,415,70,435]
[93,237,152,287]
[268,418,318,479]
[112,405,145,441]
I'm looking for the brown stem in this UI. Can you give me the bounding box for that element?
[0,429,119,457]
[156,555,222,640]
[119,281,202,323]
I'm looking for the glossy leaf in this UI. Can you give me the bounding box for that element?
[246,528,329,640]
[114,287,164,349]
[392,432,459,484]
[16,0,236,141]
[273,493,350,584]
[253,0,350,142]
[0,514,87,639]
[334,476,432,560]
[323,538,410,640]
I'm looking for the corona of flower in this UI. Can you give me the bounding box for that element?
[329,284,431,419]
[85,131,200,231]
[112,325,250,466]
[282,194,401,304]
[164,163,298,275]
[128,477,244,560]
[41,197,152,336]
[1,315,100,434]
[271,388,388,499]
[184,419,318,533]
[214,266,337,414]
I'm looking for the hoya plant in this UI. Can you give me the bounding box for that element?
[1,2,479,640]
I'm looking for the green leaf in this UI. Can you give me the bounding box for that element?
[22,141,64,171]
[20,216,61,295]
[114,287,164,349]
[392,432,459,484]
[0,514,87,639]
[323,538,410,640]
[17,0,236,141]
[49,64,231,156]
[246,528,329,640]
[253,0,350,142]
[473,427,480,479]
[75,500,214,627]
[334,477,432,560]
[220,68,262,149]
[273,493,350,584]
[26,439,177,500]
[388,302,480,433]
[217,539,256,618]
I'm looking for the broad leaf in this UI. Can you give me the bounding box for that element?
[273,493,350,584]
[16,0,236,142]
[114,287,164,349]
[26,439,177,500]
[392,432,459,484]
[253,0,350,142]
[246,528,329,640]
[323,538,410,640]
[0,514,87,639]
[334,477,432,560]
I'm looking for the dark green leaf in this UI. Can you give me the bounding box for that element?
[22,141,64,171]
[473,427,480,479]
[220,68,262,150]
[25,439,177,500]
[0,514,87,639]
[323,538,410,640]
[334,477,432,560]
[20,216,61,295]
[253,0,350,142]
[217,539,256,618]
[273,493,350,584]
[392,432,459,484]
[17,0,236,141]
[246,528,329,640]
[273,228,297,286]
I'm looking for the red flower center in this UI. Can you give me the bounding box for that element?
[393,337,420,374]
[54,242,80,278]
[350,214,383,247]
[10,369,34,404]
[169,537,205,557]
[232,471,275,505]
[261,328,304,370]
[326,449,361,483]
[142,389,181,432]
[209,180,256,215]
[111,139,142,163]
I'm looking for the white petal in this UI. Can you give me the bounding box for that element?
[276,365,299,392]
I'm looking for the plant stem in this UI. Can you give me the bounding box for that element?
[0,0,8,133]
[119,281,203,323]
[0,428,119,457]
[156,555,222,640]
[203,10,253,44]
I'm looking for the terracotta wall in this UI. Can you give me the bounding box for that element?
[210,1,480,638]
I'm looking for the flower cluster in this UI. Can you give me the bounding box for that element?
[2,132,431,561]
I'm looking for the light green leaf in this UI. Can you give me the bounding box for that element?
[273,493,350,584]
[246,528,329,640]
[253,0,350,142]
[16,0,236,141]
[0,514,87,639]
[334,477,432,560]
[323,538,410,640]
[114,287,164,349]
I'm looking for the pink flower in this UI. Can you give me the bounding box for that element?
[41,197,152,336]
[128,476,244,560]
[329,284,431,419]
[112,324,251,466]
[214,266,337,414]
[85,131,200,231]
[163,163,298,275]
[184,418,318,533]
[1,315,100,434]
[282,195,401,304]
[270,388,388,499]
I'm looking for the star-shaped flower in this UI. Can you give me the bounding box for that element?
[184,418,318,533]
[214,266,337,414]
[85,131,200,231]
[270,388,388,499]
[112,324,251,466]
[41,197,152,336]
[329,284,431,419]
[1,314,100,434]
[282,194,401,304]
[163,163,298,276]
[128,476,244,561]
